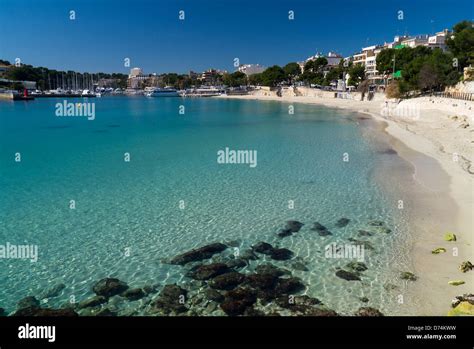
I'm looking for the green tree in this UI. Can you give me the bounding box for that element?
[299,57,328,85]
[283,62,301,84]
[418,63,440,92]
[223,71,247,87]
[323,66,343,86]
[248,73,262,85]
[260,65,285,87]
[11,82,24,91]
[348,64,365,86]
[446,20,474,69]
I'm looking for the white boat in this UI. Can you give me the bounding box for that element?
[81,89,95,97]
[180,87,222,97]
[145,87,179,97]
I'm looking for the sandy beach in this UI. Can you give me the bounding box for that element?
[219,89,474,315]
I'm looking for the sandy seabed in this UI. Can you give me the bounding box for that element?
[218,91,474,315]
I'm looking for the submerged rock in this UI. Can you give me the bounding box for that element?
[311,222,332,236]
[243,307,265,316]
[277,229,293,238]
[224,239,241,248]
[311,222,327,231]
[226,258,247,269]
[14,307,78,317]
[285,220,304,232]
[121,288,145,301]
[40,283,66,299]
[92,278,129,298]
[451,294,474,308]
[335,270,361,281]
[0,308,5,316]
[276,295,335,316]
[357,230,373,237]
[374,227,392,234]
[255,264,289,278]
[302,307,339,316]
[335,218,350,228]
[252,242,274,255]
[355,307,384,316]
[400,272,417,281]
[187,263,230,280]
[459,261,473,273]
[204,288,224,303]
[245,273,279,290]
[143,284,160,295]
[348,238,375,251]
[17,296,39,310]
[240,249,259,261]
[290,261,309,271]
[275,277,306,294]
[78,296,108,309]
[95,308,117,316]
[209,272,246,290]
[360,297,369,303]
[368,220,384,227]
[169,243,228,265]
[346,262,368,273]
[277,295,321,308]
[317,229,332,237]
[270,248,294,261]
[220,288,257,316]
[151,284,188,314]
[443,233,457,241]
[383,283,399,291]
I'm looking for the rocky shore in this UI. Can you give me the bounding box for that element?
[0,217,444,317]
[3,216,471,317]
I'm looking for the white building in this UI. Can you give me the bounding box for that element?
[352,45,384,84]
[127,67,148,88]
[298,51,342,72]
[238,64,266,76]
[325,52,343,68]
[129,67,143,77]
[427,29,449,51]
[401,35,429,48]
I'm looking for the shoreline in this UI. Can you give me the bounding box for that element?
[218,92,474,315]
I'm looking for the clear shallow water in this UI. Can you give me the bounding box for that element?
[0,97,414,314]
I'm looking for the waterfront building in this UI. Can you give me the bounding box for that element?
[127,67,149,89]
[238,64,266,76]
[199,69,226,85]
[129,67,143,77]
[298,51,343,74]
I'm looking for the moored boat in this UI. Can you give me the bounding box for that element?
[144,87,179,97]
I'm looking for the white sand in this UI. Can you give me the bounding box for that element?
[218,90,474,315]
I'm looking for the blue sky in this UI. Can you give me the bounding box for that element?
[0,0,472,74]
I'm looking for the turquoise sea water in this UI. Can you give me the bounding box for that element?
[0,97,415,315]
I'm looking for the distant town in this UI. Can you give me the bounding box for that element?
[0,21,472,100]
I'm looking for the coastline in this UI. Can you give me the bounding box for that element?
[218,92,474,315]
